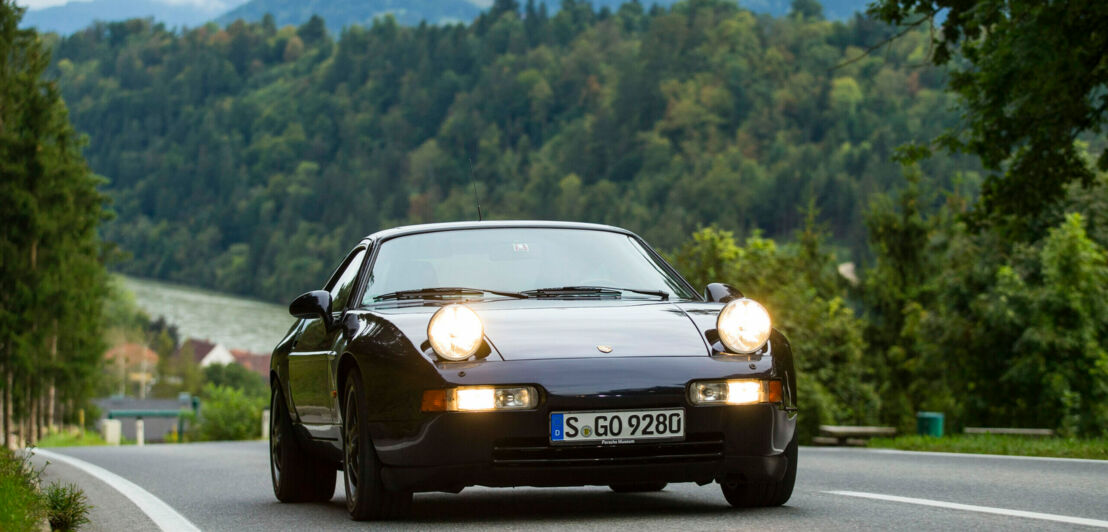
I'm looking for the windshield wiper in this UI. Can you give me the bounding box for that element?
[373,287,527,302]
[520,286,669,300]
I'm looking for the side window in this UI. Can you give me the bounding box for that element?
[328,248,367,311]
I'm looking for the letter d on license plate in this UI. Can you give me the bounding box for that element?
[550,408,684,445]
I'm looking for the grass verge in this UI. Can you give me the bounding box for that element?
[0,446,46,531]
[46,482,92,531]
[868,434,1108,460]
[38,430,109,448]
[0,447,94,531]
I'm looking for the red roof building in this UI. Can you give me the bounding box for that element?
[231,349,271,378]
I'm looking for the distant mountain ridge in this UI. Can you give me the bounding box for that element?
[217,0,871,32]
[216,0,485,29]
[24,0,873,35]
[21,0,247,34]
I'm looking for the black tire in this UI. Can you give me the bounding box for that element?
[609,482,668,493]
[270,385,337,503]
[342,371,413,521]
[720,431,797,508]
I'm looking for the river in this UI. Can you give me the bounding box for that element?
[120,276,295,354]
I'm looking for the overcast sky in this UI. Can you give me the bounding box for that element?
[18,0,239,10]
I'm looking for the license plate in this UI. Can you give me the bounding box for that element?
[550,408,685,445]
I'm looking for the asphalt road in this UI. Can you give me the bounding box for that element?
[29,441,1108,531]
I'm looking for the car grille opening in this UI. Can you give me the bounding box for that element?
[492,433,724,467]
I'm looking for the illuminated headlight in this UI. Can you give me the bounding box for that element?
[688,379,783,405]
[716,298,772,353]
[421,386,538,412]
[427,304,484,361]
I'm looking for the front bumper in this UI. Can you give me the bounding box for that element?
[365,357,796,492]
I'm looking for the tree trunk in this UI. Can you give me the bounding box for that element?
[29,383,38,445]
[40,392,48,438]
[23,388,30,447]
[0,365,5,448]
[48,326,56,432]
[4,370,12,448]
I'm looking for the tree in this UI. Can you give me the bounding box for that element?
[203,363,267,400]
[297,15,327,44]
[790,0,824,20]
[0,0,109,445]
[871,0,1108,225]
[672,226,879,441]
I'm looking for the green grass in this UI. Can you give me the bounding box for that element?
[868,434,1108,460]
[0,447,46,531]
[46,482,92,531]
[37,430,109,448]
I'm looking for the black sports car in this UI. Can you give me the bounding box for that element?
[269,221,798,520]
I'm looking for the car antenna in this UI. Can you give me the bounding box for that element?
[467,157,484,221]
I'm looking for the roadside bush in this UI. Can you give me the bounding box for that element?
[203,363,268,401]
[863,175,1108,436]
[190,384,267,441]
[46,482,92,531]
[672,225,880,442]
[0,448,46,531]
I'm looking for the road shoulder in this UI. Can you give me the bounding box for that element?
[29,449,160,532]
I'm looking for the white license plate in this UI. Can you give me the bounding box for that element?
[550,408,685,445]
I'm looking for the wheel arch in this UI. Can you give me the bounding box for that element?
[336,352,360,417]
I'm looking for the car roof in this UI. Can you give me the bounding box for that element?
[362,220,638,242]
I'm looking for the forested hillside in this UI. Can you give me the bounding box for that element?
[48,0,972,304]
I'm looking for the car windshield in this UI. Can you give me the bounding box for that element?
[361,228,696,304]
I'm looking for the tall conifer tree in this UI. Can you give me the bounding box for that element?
[0,0,108,446]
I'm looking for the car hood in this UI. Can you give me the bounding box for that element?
[372,300,712,360]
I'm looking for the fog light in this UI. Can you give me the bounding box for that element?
[688,379,782,406]
[455,387,496,411]
[422,386,538,412]
[727,380,762,404]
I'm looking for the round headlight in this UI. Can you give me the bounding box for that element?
[427,304,484,361]
[716,298,772,354]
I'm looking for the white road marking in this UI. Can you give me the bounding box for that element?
[33,448,201,532]
[805,446,1108,465]
[827,490,1108,528]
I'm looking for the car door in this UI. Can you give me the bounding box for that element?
[288,246,367,434]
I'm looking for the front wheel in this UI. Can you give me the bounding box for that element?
[343,371,412,521]
[270,385,336,503]
[720,431,797,508]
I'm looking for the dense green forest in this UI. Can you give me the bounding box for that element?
[48,0,977,304]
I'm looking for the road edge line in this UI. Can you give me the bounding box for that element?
[826,490,1108,528]
[32,448,201,532]
[803,446,1108,465]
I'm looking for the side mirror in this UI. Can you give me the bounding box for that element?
[290,290,333,328]
[704,283,743,303]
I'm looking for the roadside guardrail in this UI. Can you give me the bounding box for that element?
[964,427,1054,437]
[814,425,897,446]
[107,409,193,446]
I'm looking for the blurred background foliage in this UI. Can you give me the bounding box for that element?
[188,383,267,441]
[45,0,978,304]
